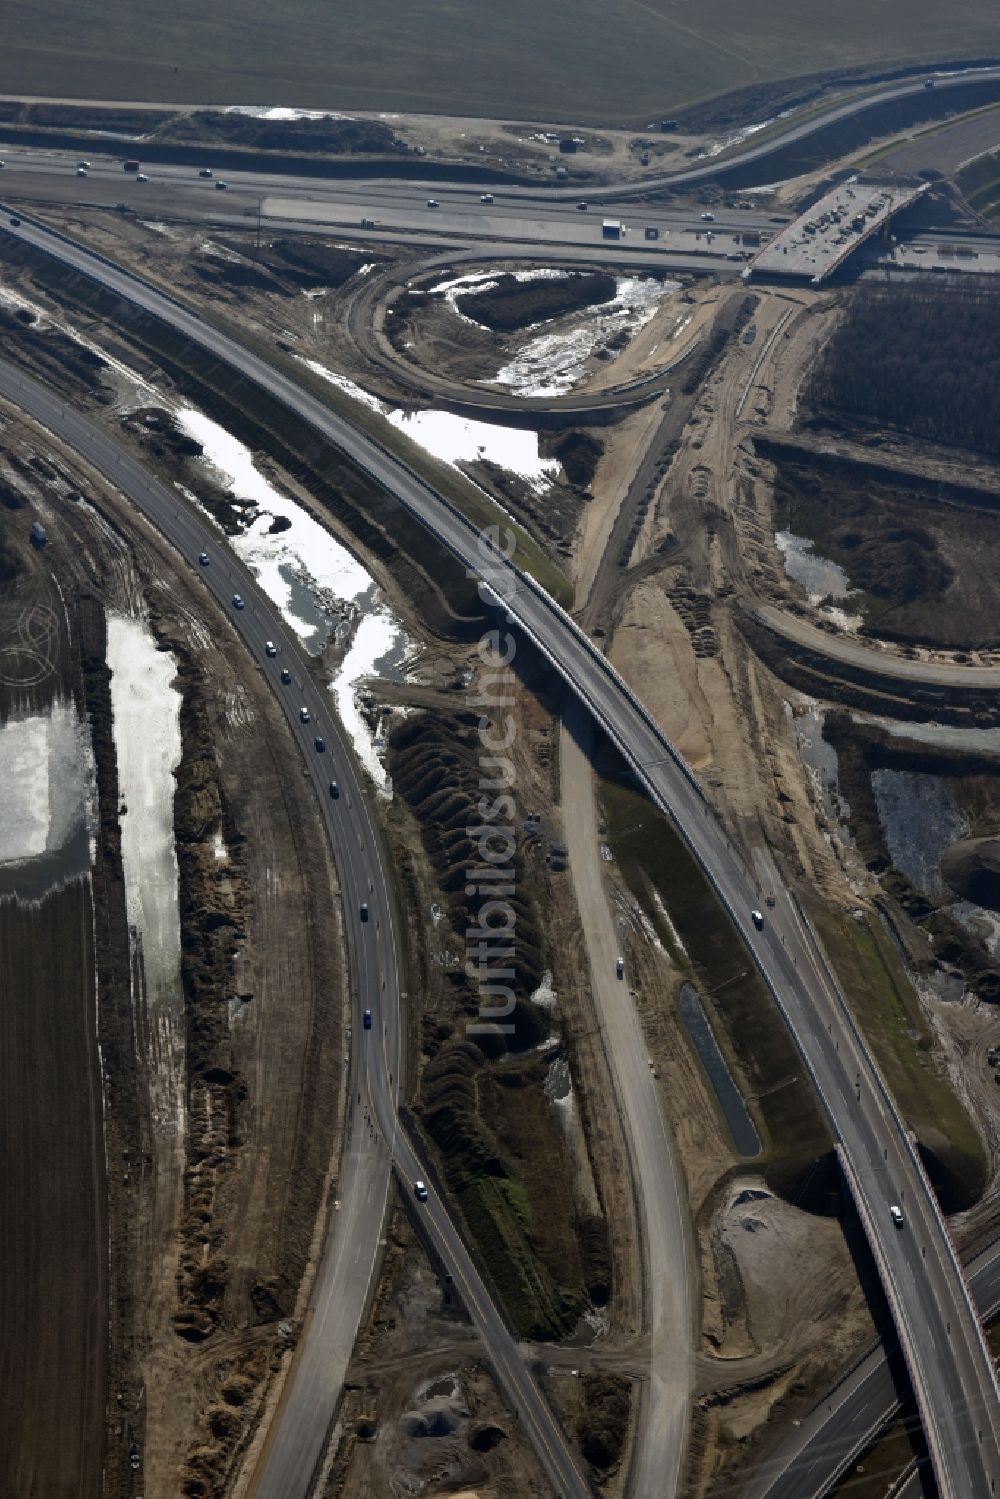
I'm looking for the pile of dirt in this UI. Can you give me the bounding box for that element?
[453,271,616,332]
[389,704,607,1340]
[941,836,1000,912]
[544,430,604,491]
[163,110,406,156]
[576,1373,631,1473]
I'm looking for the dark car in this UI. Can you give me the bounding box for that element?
[280,668,292,684]
[360,902,369,922]
[363,1008,372,1030]
[198,551,210,566]
[314,736,326,753]
[329,781,340,799]
[576,200,589,210]
[232,594,245,610]
[9,216,21,227]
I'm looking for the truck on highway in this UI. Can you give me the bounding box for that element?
[602,219,623,240]
[123,159,140,173]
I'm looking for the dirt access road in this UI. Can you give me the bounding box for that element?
[560,698,694,1499]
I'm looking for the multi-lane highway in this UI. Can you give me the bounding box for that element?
[742,1234,1000,1499]
[5,208,999,1498]
[0,355,593,1499]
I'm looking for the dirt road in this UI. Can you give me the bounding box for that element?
[560,699,694,1499]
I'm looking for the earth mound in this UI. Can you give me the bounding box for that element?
[941,836,1000,912]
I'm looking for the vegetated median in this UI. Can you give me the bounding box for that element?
[598,766,835,1208]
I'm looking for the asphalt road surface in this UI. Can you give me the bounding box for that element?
[6,210,999,1498]
[0,356,593,1499]
[743,1234,1000,1499]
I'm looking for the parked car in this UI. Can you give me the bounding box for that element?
[616,957,625,980]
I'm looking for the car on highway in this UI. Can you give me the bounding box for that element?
[198,551,210,566]
[78,160,91,170]
[77,166,88,177]
[414,1180,429,1202]
[576,200,589,210]
[232,593,245,609]
[890,1204,905,1226]
[215,180,229,191]
[480,193,494,204]
[363,1008,372,1030]
[314,736,326,752]
[0,161,5,169]
[136,173,148,183]
[751,909,764,930]
[280,668,292,684]
[264,640,277,656]
[8,216,19,227]
[299,706,311,722]
[329,780,340,799]
[426,198,439,208]
[360,902,369,921]
[199,167,213,178]
[616,957,625,979]
[701,210,715,221]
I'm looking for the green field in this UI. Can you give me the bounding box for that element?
[5,1,1000,125]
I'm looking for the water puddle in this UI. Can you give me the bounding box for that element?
[679,983,760,1157]
[775,530,856,603]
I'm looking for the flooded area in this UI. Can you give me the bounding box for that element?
[679,983,760,1157]
[494,276,679,398]
[871,769,964,897]
[0,699,96,900]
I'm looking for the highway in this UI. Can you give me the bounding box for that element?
[0,355,593,1499]
[6,209,1000,1498]
[741,1234,1000,1499]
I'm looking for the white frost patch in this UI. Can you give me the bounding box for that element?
[301,358,557,490]
[651,889,688,959]
[328,608,405,795]
[389,408,558,491]
[495,276,678,397]
[225,104,347,120]
[531,970,557,1009]
[0,701,95,867]
[107,615,183,1008]
[212,829,228,861]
